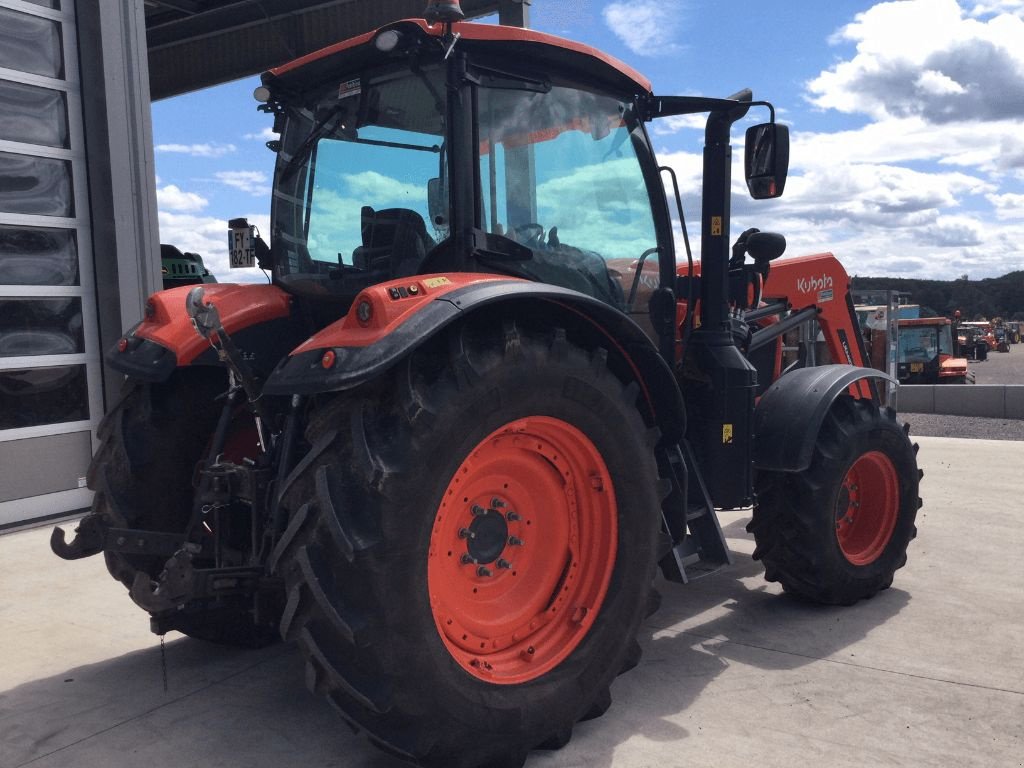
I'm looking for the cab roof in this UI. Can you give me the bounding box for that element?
[266,19,652,97]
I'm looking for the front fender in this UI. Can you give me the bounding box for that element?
[108,284,294,381]
[753,364,896,473]
[263,273,685,442]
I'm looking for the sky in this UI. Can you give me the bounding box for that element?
[151,0,1024,283]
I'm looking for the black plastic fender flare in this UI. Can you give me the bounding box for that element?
[752,364,896,473]
[264,280,686,443]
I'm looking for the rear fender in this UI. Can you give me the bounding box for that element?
[263,274,686,442]
[108,284,296,382]
[753,364,896,473]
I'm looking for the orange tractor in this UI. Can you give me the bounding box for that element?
[896,317,970,384]
[53,4,921,767]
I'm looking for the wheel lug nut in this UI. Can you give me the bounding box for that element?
[491,498,505,508]
[477,566,492,577]
[471,505,486,516]
[497,558,512,569]
[459,528,475,539]
[508,536,523,546]
[506,511,520,522]
[461,554,476,565]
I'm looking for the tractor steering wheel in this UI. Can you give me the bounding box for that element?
[511,223,545,248]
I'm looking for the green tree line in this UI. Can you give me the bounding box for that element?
[851,272,1024,321]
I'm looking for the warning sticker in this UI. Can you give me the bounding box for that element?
[722,424,734,444]
[422,276,451,289]
[711,216,723,236]
[818,288,834,303]
[338,78,361,99]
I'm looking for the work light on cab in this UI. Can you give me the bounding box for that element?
[424,0,464,24]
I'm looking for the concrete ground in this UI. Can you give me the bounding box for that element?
[2,436,1022,768]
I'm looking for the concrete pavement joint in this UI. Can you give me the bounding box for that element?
[666,626,1024,698]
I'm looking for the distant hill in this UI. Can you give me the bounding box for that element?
[851,272,1024,321]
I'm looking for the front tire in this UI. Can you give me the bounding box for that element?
[748,396,920,605]
[272,321,662,767]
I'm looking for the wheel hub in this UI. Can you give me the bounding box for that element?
[464,505,510,564]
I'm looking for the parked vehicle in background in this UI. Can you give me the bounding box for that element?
[1003,321,1021,344]
[896,317,970,384]
[161,243,217,290]
[960,321,997,353]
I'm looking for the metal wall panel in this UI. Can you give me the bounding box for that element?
[0,430,90,504]
[0,0,101,525]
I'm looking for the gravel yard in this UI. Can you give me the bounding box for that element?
[900,342,1024,440]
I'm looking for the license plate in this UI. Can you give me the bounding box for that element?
[228,224,256,268]
[911,362,923,372]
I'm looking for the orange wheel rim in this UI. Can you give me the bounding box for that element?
[428,416,618,684]
[835,450,899,565]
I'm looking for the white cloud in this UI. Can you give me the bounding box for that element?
[808,0,1024,123]
[790,117,1024,176]
[243,127,277,142]
[650,140,1023,280]
[155,142,237,158]
[215,170,271,196]
[987,192,1024,218]
[343,170,423,203]
[602,1,684,55]
[970,0,1024,17]
[650,113,707,135]
[156,184,208,213]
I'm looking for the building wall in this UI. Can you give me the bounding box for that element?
[0,0,160,528]
[0,0,102,526]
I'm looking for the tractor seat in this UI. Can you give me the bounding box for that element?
[352,206,435,278]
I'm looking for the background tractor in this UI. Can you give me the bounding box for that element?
[53,4,921,767]
[160,243,218,290]
[895,317,971,385]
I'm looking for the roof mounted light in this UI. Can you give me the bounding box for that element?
[375,29,403,52]
[253,85,271,103]
[424,0,464,24]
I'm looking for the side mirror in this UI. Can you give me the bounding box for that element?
[744,123,789,200]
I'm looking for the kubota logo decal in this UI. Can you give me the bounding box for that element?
[797,274,834,294]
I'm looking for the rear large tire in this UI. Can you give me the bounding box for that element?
[88,368,275,646]
[748,396,920,605]
[272,322,662,768]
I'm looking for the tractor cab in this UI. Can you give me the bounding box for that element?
[248,17,667,329]
[243,14,785,340]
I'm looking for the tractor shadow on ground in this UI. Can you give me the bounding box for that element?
[3,516,910,768]
[0,636,407,768]
[531,516,913,768]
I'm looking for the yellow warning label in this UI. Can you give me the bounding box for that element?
[422,276,451,289]
[711,216,722,236]
[722,424,734,444]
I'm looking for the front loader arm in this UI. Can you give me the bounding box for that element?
[761,252,869,369]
